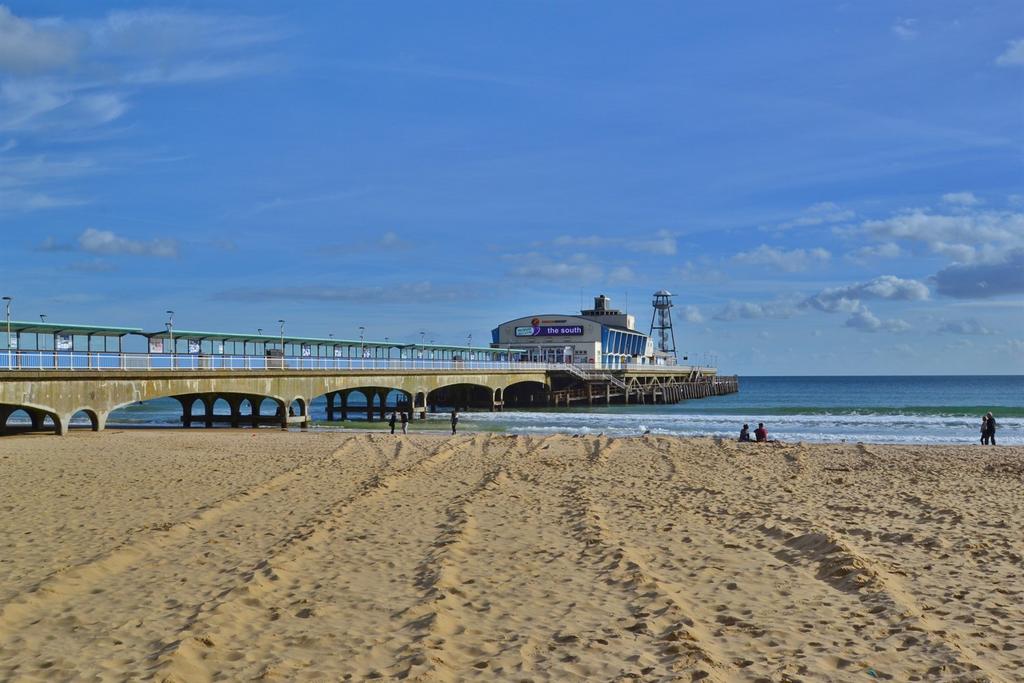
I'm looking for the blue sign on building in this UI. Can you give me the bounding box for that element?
[515,325,584,337]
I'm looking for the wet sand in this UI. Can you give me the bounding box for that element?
[0,430,1021,681]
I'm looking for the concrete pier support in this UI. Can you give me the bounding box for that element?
[249,396,262,428]
[277,400,288,430]
[202,396,216,428]
[340,391,348,421]
[0,406,11,434]
[178,396,194,428]
[325,392,336,421]
[377,389,388,421]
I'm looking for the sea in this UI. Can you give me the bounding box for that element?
[83,375,1023,445]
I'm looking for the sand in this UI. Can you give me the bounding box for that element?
[0,430,1021,682]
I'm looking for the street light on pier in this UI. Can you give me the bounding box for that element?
[39,314,46,323]
[278,320,286,357]
[358,326,365,358]
[2,296,12,369]
[165,310,175,354]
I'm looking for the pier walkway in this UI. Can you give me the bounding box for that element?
[0,352,736,436]
[0,319,737,435]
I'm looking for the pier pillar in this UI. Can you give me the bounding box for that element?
[228,397,243,428]
[325,392,336,421]
[587,383,594,406]
[28,408,45,431]
[340,391,348,421]
[606,384,612,405]
[0,407,11,434]
[276,400,288,430]
[378,390,388,421]
[248,396,262,428]
[178,396,194,428]
[202,396,215,428]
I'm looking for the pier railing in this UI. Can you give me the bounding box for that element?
[0,351,720,374]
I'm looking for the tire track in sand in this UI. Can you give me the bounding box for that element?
[563,435,733,682]
[149,434,489,682]
[600,437,1006,681]
[0,437,363,636]
[389,435,551,681]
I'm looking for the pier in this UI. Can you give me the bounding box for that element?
[0,321,738,436]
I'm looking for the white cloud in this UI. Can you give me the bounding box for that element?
[859,209,1024,262]
[733,244,830,272]
[0,6,79,73]
[0,6,284,134]
[996,38,1024,66]
[777,202,855,231]
[552,229,676,256]
[936,319,994,336]
[804,275,929,312]
[713,299,798,321]
[77,228,178,258]
[0,188,86,212]
[630,229,676,255]
[891,18,918,41]
[847,242,902,264]
[942,191,980,206]
[845,308,910,333]
[506,252,603,282]
[679,305,704,324]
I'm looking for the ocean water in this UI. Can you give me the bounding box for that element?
[461,375,1024,445]
[27,375,1022,445]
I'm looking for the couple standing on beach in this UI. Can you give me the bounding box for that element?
[388,411,409,434]
[388,410,459,435]
[981,412,998,445]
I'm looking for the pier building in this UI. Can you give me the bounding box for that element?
[491,294,654,368]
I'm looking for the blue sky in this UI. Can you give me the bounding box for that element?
[1,1,1022,374]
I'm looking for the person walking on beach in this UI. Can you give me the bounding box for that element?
[981,415,989,445]
[984,412,997,445]
[754,422,768,442]
[400,411,409,435]
[739,424,751,442]
[388,411,397,435]
[450,410,459,435]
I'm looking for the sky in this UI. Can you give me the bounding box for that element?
[0,1,1022,374]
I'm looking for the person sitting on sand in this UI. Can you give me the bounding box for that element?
[754,422,768,442]
[739,424,751,442]
[450,410,459,435]
[985,412,997,446]
[981,415,989,445]
[388,411,397,435]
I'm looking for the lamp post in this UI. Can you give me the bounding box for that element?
[358,326,365,359]
[165,309,175,353]
[278,319,285,359]
[39,314,46,322]
[2,296,11,370]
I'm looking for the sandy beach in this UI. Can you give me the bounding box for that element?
[0,430,1021,682]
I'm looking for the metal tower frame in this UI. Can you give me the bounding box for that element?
[649,290,677,356]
